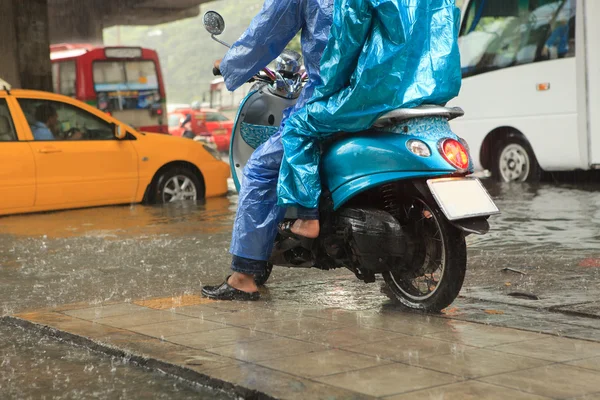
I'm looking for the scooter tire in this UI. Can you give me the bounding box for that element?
[382,198,466,313]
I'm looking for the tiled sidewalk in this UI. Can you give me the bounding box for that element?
[10,296,600,400]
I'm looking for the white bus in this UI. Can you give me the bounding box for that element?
[449,0,599,181]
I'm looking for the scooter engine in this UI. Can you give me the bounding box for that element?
[331,208,406,273]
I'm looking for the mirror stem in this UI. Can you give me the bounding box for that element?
[211,35,232,48]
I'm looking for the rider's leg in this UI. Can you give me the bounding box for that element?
[204,131,286,297]
[278,114,323,239]
[291,206,320,238]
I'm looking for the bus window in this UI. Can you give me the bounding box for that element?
[51,63,59,93]
[93,60,160,112]
[51,61,77,97]
[459,0,576,77]
[59,61,76,97]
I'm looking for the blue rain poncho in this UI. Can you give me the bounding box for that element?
[220,0,333,262]
[277,0,463,210]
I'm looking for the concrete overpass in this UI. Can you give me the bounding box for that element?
[0,0,214,91]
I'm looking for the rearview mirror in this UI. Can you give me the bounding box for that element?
[115,124,126,140]
[203,11,225,36]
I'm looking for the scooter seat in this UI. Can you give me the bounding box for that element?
[373,105,464,127]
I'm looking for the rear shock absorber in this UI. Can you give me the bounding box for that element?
[380,183,401,219]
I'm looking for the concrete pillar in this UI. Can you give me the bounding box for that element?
[48,0,104,44]
[0,0,52,91]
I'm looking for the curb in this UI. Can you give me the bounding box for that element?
[1,315,278,400]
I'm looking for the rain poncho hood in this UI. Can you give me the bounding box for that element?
[277,0,463,209]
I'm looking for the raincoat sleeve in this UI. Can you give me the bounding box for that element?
[220,0,304,91]
[316,0,373,95]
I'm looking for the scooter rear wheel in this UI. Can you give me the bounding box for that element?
[383,196,466,312]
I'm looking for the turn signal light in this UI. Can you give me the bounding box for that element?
[440,139,469,170]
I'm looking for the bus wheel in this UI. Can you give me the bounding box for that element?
[492,137,541,182]
[153,167,204,204]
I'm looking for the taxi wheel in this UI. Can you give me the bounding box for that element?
[152,167,204,204]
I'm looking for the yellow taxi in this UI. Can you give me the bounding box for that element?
[0,83,230,216]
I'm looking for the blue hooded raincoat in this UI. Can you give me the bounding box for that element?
[277,0,463,210]
[221,0,334,264]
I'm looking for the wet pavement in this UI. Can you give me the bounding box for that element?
[0,324,230,399]
[1,180,600,398]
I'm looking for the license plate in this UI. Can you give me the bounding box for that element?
[427,178,500,221]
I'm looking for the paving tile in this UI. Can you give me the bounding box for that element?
[567,393,600,400]
[480,364,600,399]
[203,300,267,312]
[202,308,298,326]
[491,337,600,362]
[250,316,348,337]
[93,329,241,372]
[385,380,552,400]
[94,329,145,348]
[94,310,190,329]
[17,311,127,338]
[46,319,128,339]
[294,325,407,348]
[173,304,233,319]
[566,357,600,372]
[134,295,215,310]
[425,322,544,347]
[62,303,148,320]
[136,344,241,372]
[316,363,459,397]
[16,311,74,326]
[344,335,474,363]
[94,329,177,354]
[127,318,226,338]
[258,349,393,378]
[294,308,382,324]
[46,301,103,313]
[352,312,457,336]
[207,336,328,362]
[413,348,550,378]
[165,327,272,350]
[207,363,375,400]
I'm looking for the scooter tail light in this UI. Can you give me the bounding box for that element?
[440,139,469,170]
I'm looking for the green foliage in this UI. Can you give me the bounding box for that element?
[104,0,300,104]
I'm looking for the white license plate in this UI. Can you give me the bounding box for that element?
[427,178,500,221]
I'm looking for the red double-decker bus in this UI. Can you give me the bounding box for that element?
[50,44,167,133]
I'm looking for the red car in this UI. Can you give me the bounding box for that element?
[168,108,233,152]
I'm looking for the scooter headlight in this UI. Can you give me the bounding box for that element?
[406,140,431,157]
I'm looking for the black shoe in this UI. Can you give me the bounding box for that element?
[201,276,230,293]
[201,280,260,301]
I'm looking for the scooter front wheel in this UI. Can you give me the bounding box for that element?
[383,196,466,312]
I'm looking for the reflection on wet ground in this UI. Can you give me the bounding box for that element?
[477,181,600,253]
[0,324,232,399]
[1,180,600,397]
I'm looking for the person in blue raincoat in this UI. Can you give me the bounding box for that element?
[202,0,334,301]
[277,0,462,239]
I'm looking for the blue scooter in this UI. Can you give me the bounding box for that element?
[204,12,499,312]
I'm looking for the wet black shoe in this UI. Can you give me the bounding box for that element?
[201,280,260,301]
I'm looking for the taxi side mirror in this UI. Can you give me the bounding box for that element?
[114,124,126,140]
